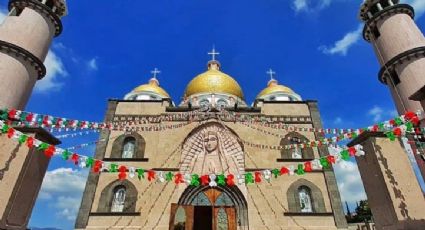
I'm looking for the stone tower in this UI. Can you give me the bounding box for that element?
[0,0,66,229]
[0,0,67,110]
[359,0,425,115]
[359,0,425,184]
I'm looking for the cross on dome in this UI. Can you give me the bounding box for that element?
[267,68,276,81]
[208,46,220,61]
[151,68,161,79]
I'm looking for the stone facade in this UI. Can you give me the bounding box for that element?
[75,99,347,229]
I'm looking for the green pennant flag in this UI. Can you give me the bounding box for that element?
[37,143,49,151]
[0,109,8,120]
[109,164,118,173]
[271,169,279,178]
[217,174,226,186]
[190,174,200,186]
[166,172,173,182]
[62,150,71,160]
[245,173,254,184]
[320,157,330,169]
[136,168,145,180]
[341,149,350,161]
[385,131,396,141]
[85,157,94,168]
[395,117,403,126]
[296,164,305,175]
[18,135,28,144]
[1,124,9,133]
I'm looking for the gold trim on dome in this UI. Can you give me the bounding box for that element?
[185,69,244,99]
[257,84,295,98]
[132,83,170,98]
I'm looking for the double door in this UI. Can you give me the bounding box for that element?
[170,204,236,230]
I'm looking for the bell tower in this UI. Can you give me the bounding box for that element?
[0,0,67,110]
[360,0,425,183]
[359,0,425,115]
[0,1,66,229]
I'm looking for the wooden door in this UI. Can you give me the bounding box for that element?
[169,203,194,230]
[213,206,237,230]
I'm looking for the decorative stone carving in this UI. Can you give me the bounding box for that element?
[180,122,245,175]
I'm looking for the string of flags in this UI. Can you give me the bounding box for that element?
[54,130,99,139]
[1,108,423,138]
[0,108,201,131]
[0,120,364,185]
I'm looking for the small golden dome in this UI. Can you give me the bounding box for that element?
[257,79,295,98]
[185,61,244,99]
[132,78,170,98]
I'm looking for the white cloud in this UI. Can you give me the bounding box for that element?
[333,117,343,125]
[320,24,363,56]
[368,105,384,122]
[367,106,397,123]
[404,0,425,17]
[334,160,367,204]
[38,168,88,222]
[87,58,98,71]
[34,50,68,92]
[292,0,332,13]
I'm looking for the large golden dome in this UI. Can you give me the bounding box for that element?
[184,62,244,99]
[131,78,170,98]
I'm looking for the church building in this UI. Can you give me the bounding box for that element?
[75,52,347,230]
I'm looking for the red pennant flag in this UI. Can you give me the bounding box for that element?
[254,172,262,183]
[226,174,235,186]
[280,167,289,175]
[201,175,209,186]
[7,128,14,138]
[27,137,34,148]
[8,109,17,119]
[44,145,56,158]
[304,162,312,172]
[174,173,184,184]
[393,127,401,136]
[389,119,396,126]
[71,153,79,165]
[118,166,127,180]
[327,155,336,164]
[26,113,34,122]
[93,160,102,173]
[147,170,155,181]
[348,147,357,156]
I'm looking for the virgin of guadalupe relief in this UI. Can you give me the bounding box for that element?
[180,122,245,176]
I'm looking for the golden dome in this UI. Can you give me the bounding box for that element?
[257,79,295,98]
[185,62,244,99]
[132,78,170,98]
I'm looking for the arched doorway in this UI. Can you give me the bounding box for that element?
[169,186,248,230]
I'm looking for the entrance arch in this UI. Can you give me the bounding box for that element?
[169,185,248,230]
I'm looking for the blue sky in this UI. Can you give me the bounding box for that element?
[1,0,425,229]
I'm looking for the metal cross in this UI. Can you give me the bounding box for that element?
[208,47,220,61]
[151,68,161,78]
[266,68,276,80]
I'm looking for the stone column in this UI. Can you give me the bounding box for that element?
[348,132,425,229]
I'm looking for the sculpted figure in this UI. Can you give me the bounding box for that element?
[181,124,244,176]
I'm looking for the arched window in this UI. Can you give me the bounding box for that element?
[290,137,302,159]
[111,186,126,212]
[122,137,136,158]
[298,186,313,213]
[280,132,314,159]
